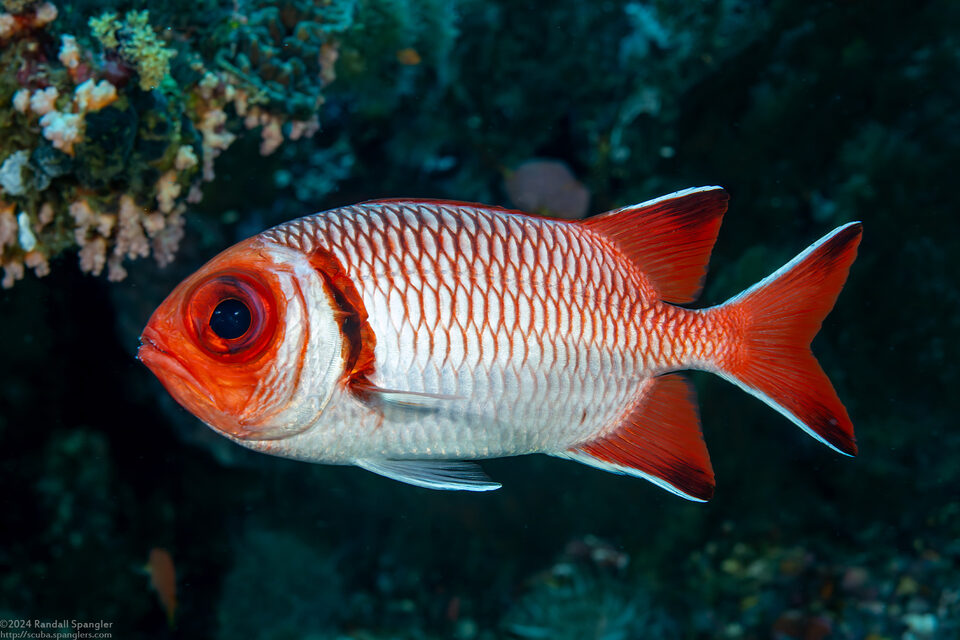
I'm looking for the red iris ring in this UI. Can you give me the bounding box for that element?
[184,270,278,363]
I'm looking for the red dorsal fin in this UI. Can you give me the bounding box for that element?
[556,374,715,501]
[581,186,729,304]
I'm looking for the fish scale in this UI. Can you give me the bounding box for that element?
[140,186,861,499]
[261,201,680,458]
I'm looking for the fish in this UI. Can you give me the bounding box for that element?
[146,547,176,626]
[138,187,862,501]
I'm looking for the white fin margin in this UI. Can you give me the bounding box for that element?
[550,452,708,502]
[596,185,725,219]
[355,459,501,491]
[711,370,853,456]
[718,221,864,308]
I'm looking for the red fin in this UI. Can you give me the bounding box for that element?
[715,222,862,455]
[561,374,715,501]
[581,186,729,304]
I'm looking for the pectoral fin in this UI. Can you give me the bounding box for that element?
[355,459,501,491]
[351,382,463,410]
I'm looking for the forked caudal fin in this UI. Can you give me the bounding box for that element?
[713,222,863,456]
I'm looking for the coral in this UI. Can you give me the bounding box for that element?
[0,151,30,196]
[0,14,14,39]
[74,79,118,111]
[0,6,203,286]
[12,88,28,112]
[196,106,236,181]
[89,10,181,91]
[155,171,181,214]
[105,11,176,91]
[16,211,36,251]
[88,11,118,48]
[32,1,54,25]
[29,86,58,115]
[210,0,353,120]
[0,1,55,39]
[273,136,354,205]
[0,0,460,288]
[39,111,82,154]
[173,145,197,171]
[0,202,18,288]
[58,34,79,69]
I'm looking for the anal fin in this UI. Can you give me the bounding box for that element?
[556,374,715,501]
[355,459,501,491]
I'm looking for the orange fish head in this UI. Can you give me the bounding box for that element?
[138,237,345,442]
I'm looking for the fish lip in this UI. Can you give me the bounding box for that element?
[137,330,218,409]
[136,330,163,361]
[137,328,265,440]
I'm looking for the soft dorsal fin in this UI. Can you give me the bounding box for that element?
[355,459,501,491]
[581,186,728,304]
[554,373,715,501]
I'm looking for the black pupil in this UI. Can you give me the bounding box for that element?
[209,298,251,340]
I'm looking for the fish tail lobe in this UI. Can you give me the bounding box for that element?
[713,222,862,455]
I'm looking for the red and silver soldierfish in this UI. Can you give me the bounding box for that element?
[138,187,862,501]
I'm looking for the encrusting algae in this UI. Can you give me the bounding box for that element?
[0,0,349,288]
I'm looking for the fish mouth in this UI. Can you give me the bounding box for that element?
[137,328,269,441]
[137,329,218,410]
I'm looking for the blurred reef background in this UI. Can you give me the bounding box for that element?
[1,0,959,638]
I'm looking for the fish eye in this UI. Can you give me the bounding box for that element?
[184,271,278,362]
[209,298,252,340]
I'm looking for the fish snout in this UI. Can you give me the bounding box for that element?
[137,326,165,362]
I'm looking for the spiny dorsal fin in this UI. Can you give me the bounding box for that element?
[555,373,715,501]
[581,186,728,304]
